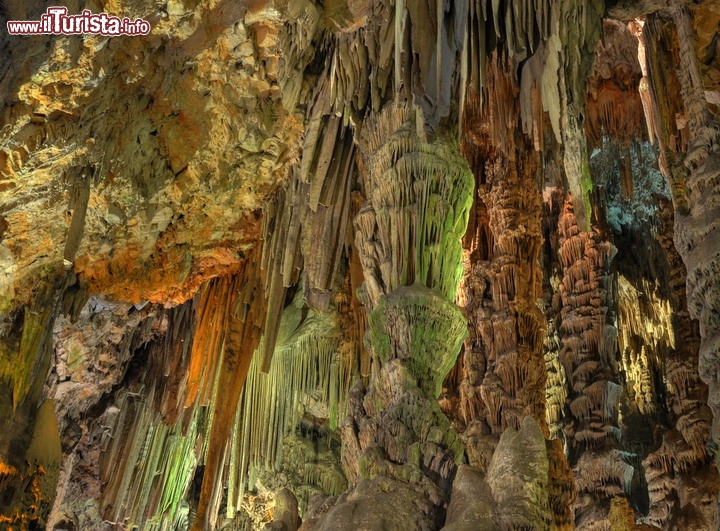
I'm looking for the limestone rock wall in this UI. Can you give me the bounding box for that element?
[1,1,720,530]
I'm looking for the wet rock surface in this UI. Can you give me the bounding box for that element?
[2,0,720,530]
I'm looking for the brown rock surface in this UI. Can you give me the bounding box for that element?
[1,1,720,530]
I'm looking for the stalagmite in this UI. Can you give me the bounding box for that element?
[1,0,720,529]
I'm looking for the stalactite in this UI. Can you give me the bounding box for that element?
[4,0,720,529]
[192,252,267,531]
[259,175,303,374]
[458,55,547,437]
[555,199,632,526]
[226,292,352,518]
[632,195,719,528]
[184,276,237,409]
[637,7,720,526]
[585,20,646,148]
[301,118,356,312]
[354,103,474,310]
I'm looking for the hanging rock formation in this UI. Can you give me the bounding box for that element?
[2,0,720,530]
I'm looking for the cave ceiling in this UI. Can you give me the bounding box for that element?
[1,0,720,530]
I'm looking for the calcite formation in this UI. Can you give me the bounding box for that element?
[2,0,720,530]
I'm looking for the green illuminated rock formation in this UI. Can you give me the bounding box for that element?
[1,0,720,530]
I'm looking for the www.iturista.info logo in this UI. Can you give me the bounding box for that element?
[6,7,151,36]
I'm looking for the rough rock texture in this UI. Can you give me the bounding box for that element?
[441,465,495,531]
[2,0,720,530]
[264,488,299,531]
[486,416,552,530]
[329,103,472,530]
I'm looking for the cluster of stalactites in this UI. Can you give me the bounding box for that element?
[462,81,548,437]
[465,0,554,102]
[354,103,474,310]
[225,292,352,518]
[259,71,358,372]
[288,0,607,138]
[94,288,220,530]
[465,0,604,149]
[556,200,619,455]
[545,316,568,440]
[191,255,268,531]
[99,389,201,530]
[616,274,675,417]
[585,20,646,148]
[284,0,467,127]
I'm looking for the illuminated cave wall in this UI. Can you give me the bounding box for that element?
[1,0,720,530]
